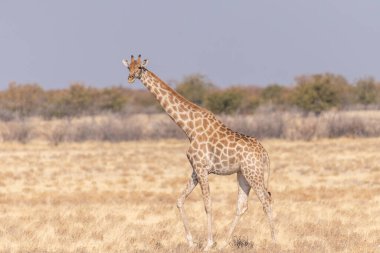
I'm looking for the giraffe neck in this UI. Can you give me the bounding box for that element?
[140,69,213,139]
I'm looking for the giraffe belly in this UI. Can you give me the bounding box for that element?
[206,147,241,175]
[209,159,240,175]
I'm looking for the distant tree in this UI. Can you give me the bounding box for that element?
[205,88,244,114]
[44,83,98,118]
[0,82,45,117]
[175,74,214,106]
[43,89,69,118]
[68,83,98,114]
[292,73,350,113]
[355,77,379,105]
[261,84,288,105]
[229,86,260,114]
[97,87,128,112]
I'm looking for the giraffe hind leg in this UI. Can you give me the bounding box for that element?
[242,170,277,242]
[255,186,276,241]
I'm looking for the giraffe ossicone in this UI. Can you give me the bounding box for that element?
[122,55,277,250]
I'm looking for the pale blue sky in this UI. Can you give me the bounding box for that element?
[1,1,379,89]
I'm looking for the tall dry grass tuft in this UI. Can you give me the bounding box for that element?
[284,115,319,141]
[150,116,185,140]
[48,121,70,145]
[325,114,368,137]
[220,112,284,139]
[98,115,144,141]
[0,119,34,143]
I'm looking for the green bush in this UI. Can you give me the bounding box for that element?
[355,77,380,105]
[0,82,45,117]
[41,84,98,118]
[292,74,351,113]
[205,88,244,114]
[261,84,289,105]
[97,87,128,112]
[175,74,214,106]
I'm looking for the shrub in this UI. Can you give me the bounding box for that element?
[220,112,284,139]
[325,114,368,137]
[261,84,288,105]
[292,74,350,114]
[99,116,144,141]
[0,82,45,117]
[47,121,71,145]
[0,109,17,122]
[206,88,244,114]
[153,118,185,139]
[355,77,380,105]
[232,86,261,114]
[66,84,98,116]
[284,114,319,141]
[42,85,98,118]
[250,112,285,138]
[69,119,101,142]
[96,87,128,112]
[1,120,33,143]
[175,74,214,106]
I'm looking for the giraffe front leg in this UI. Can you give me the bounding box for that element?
[197,170,216,251]
[176,171,198,248]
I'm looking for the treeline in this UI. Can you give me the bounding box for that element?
[1,73,380,120]
[176,73,380,114]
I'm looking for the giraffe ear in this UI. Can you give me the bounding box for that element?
[122,59,129,67]
[142,59,149,67]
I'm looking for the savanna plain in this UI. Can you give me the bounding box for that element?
[0,137,379,253]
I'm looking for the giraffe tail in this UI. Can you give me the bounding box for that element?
[265,154,272,201]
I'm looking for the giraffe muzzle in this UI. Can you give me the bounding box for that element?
[128,76,135,83]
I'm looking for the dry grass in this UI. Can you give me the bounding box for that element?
[0,138,379,252]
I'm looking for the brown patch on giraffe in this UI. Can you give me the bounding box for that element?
[219,139,228,146]
[202,119,209,128]
[167,95,174,104]
[178,121,185,128]
[216,143,223,150]
[194,119,202,128]
[180,114,187,121]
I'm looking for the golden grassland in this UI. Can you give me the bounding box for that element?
[0,138,379,252]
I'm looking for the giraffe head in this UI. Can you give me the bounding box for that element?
[122,55,149,83]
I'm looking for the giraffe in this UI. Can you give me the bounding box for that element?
[122,55,276,251]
